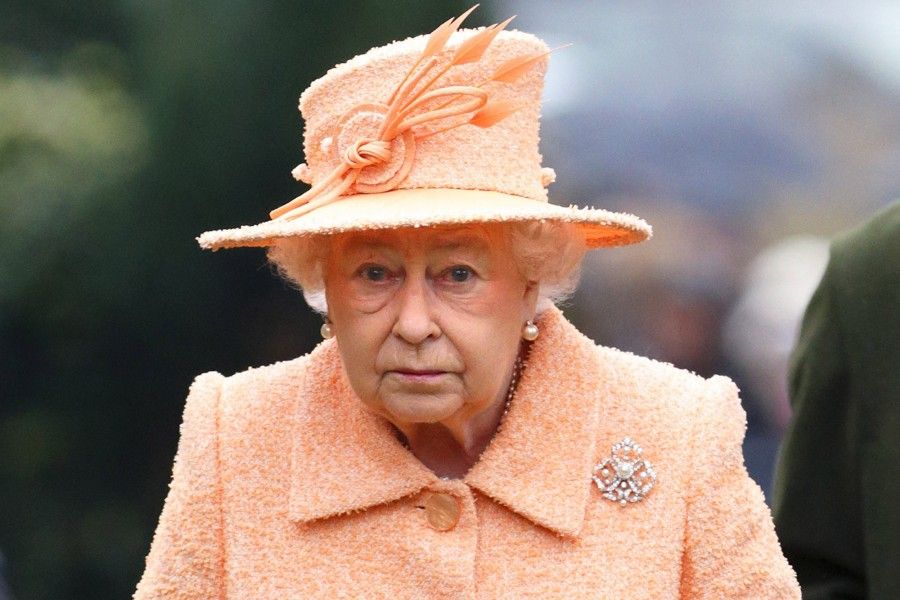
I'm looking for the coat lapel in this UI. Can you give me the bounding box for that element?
[287,340,436,523]
[465,307,603,537]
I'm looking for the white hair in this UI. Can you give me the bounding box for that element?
[267,221,588,315]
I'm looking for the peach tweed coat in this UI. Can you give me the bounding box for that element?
[135,307,799,599]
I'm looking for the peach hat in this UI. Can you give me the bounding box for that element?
[197,7,651,251]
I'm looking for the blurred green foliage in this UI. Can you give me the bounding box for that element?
[0,1,467,597]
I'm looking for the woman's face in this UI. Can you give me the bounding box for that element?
[324,225,538,428]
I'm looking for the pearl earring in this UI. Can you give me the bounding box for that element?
[522,320,539,341]
[320,319,334,339]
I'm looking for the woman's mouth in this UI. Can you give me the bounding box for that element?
[389,370,447,382]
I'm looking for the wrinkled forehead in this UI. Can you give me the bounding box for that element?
[331,224,503,256]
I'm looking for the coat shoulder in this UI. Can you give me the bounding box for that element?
[223,352,313,405]
[596,344,739,409]
[592,344,745,443]
[212,342,332,431]
[832,200,900,278]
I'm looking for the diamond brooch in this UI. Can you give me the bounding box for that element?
[592,437,657,506]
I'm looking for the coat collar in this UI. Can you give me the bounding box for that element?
[288,307,604,537]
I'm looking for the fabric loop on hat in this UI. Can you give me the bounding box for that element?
[343,139,392,169]
[393,86,488,135]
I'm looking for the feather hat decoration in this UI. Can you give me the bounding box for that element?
[198,6,651,251]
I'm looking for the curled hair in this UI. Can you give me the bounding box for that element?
[267,221,587,315]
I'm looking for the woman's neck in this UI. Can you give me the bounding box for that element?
[399,393,509,478]
[387,348,526,479]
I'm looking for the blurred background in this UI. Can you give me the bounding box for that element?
[1,1,897,597]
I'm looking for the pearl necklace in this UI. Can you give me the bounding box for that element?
[501,352,525,420]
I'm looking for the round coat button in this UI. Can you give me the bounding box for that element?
[423,492,461,531]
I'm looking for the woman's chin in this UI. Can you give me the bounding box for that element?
[381,393,463,425]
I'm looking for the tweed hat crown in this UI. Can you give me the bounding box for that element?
[197,7,651,251]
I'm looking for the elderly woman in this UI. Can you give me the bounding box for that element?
[135,9,799,599]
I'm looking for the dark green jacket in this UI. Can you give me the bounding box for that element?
[773,202,900,599]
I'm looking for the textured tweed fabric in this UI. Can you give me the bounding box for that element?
[196,29,652,251]
[299,29,549,202]
[135,308,799,599]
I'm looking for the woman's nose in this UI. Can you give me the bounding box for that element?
[391,276,441,345]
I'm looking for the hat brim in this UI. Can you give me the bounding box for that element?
[197,188,651,251]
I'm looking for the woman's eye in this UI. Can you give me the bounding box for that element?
[361,265,388,282]
[447,265,473,283]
